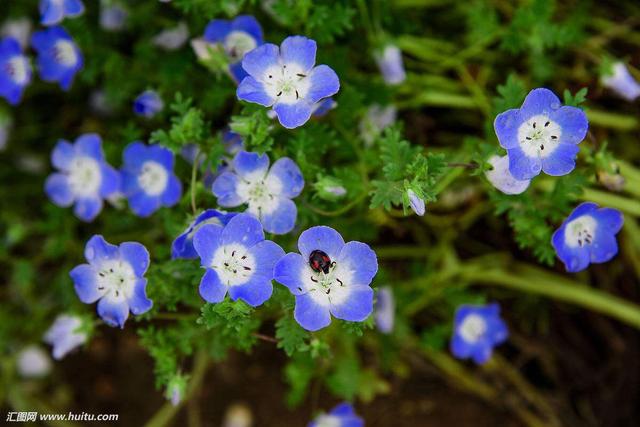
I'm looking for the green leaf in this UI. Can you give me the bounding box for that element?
[275,315,309,356]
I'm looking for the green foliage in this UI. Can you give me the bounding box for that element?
[276,315,310,356]
[150,93,210,153]
[229,105,274,154]
[197,300,260,356]
[563,87,589,107]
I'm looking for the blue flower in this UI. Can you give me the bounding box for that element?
[311,97,336,117]
[31,26,83,90]
[0,37,31,105]
[100,1,128,32]
[192,213,285,307]
[237,35,340,129]
[485,154,531,195]
[70,235,153,328]
[44,133,120,222]
[133,90,164,118]
[407,189,425,216]
[121,142,182,217]
[212,150,304,235]
[375,286,395,334]
[602,62,640,102]
[172,209,237,259]
[374,44,406,85]
[203,15,263,83]
[40,0,85,26]
[494,88,589,180]
[43,314,88,359]
[274,226,377,331]
[551,202,623,273]
[308,402,364,427]
[450,303,508,364]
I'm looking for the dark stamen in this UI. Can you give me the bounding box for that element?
[326,289,331,294]
[244,266,251,271]
[545,121,550,127]
[241,255,247,260]
[551,135,557,140]
[296,73,306,77]
[295,90,299,99]
[540,145,544,150]
[277,91,282,96]
[224,262,229,267]
[310,277,318,283]
[533,122,537,129]
[336,278,344,286]
[526,137,532,140]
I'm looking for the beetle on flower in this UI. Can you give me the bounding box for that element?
[212,150,304,235]
[308,402,364,427]
[552,202,623,273]
[43,314,89,359]
[44,133,120,222]
[133,90,164,118]
[70,235,153,328]
[193,213,284,307]
[237,35,340,129]
[31,26,83,90]
[451,303,508,365]
[40,0,85,26]
[274,226,378,331]
[172,209,237,260]
[0,37,31,105]
[121,141,182,217]
[494,88,588,181]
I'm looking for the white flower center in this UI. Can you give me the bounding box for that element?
[458,313,487,343]
[210,243,256,287]
[138,161,168,196]
[224,31,257,61]
[298,258,354,308]
[68,156,102,197]
[237,173,283,218]
[315,415,341,427]
[97,259,136,301]
[564,215,597,248]
[262,62,312,104]
[5,56,29,84]
[517,114,562,158]
[54,40,78,67]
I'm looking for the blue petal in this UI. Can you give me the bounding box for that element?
[294,293,331,331]
[128,278,153,315]
[229,61,248,84]
[64,0,85,16]
[541,143,579,176]
[237,75,275,106]
[592,207,624,234]
[232,150,270,179]
[212,172,244,207]
[199,269,227,303]
[172,210,232,260]
[73,196,103,222]
[228,278,273,307]
[487,315,509,344]
[507,146,541,180]
[122,141,148,169]
[128,191,161,217]
[247,240,285,279]
[260,197,297,235]
[519,88,562,119]
[336,241,378,285]
[280,36,316,72]
[220,213,264,247]
[311,97,336,117]
[241,43,279,80]
[306,65,340,104]
[70,264,101,303]
[147,144,174,170]
[589,232,619,264]
[553,237,590,273]
[133,91,163,117]
[203,20,231,43]
[297,226,345,261]
[119,242,150,276]
[273,101,313,129]
[51,140,75,170]
[232,15,263,44]
[161,174,182,206]
[566,202,598,221]
[45,173,74,206]
[74,133,103,160]
[273,253,307,295]
[450,334,473,359]
[267,157,304,198]
[99,164,121,198]
[0,37,22,55]
[40,0,65,26]
[493,109,522,150]
[84,235,119,263]
[342,417,365,427]
[330,285,374,322]
[330,403,356,417]
[193,224,224,267]
[97,296,129,328]
[471,345,493,365]
[550,106,588,145]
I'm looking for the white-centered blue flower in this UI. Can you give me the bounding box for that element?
[0,37,32,105]
[494,88,589,181]
[551,202,623,273]
[31,26,83,90]
[133,90,164,118]
[308,402,364,427]
[44,133,120,222]
[274,226,378,332]
[374,44,406,85]
[172,209,237,259]
[601,62,640,102]
[193,213,285,307]
[17,346,52,378]
[451,303,508,365]
[43,314,88,359]
[237,35,340,129]
[374,286,395,334]
[121,141,182,217]
[485,154,531,195]
[212,150,304,235]
[40,0,85,26]
[70,235,153,328]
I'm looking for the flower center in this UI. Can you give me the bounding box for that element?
[315,415,341,427]
[211,244,256,287]
[458,314,487,343]
[517,114,562,159]
[5,56,29,85]
[96,259,136,300]
[237,175,283,217]
[54,40,78,67]
[564,215,597,248]
[138,161,168,196]
[263,63,312,104]
[224,31,257,61]
[68,156,102,197]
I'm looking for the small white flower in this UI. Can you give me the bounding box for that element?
[374,44,406,85]
[153,22,189,50]
[407,189,425,216]
[485,155,531,195]
[17,346,52,378]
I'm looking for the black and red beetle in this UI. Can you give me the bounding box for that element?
[309,250,332,274]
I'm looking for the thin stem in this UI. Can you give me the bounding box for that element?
[304,190,369,217]
[252,332,278,343]
[190,152,203,215]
